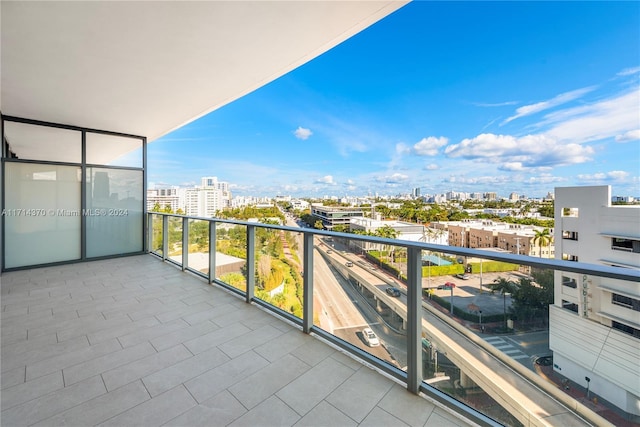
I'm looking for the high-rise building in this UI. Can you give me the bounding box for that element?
[551,185,640,416]
[184,177,232,217]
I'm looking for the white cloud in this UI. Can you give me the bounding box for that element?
[502,86,595,124]
[523,174,567,185]
[395,142,411,155]
[315,175,336,185]
[376,173,409,184]
[444,133,594,168]
[443,175,512,185]
[542,88,640,144]
[473,101,519,107]
[615,129,640,142]
[413,136,449,156]
[425,163,439,170]
[499,162,525,171]
[293,126,313,140]
[617,66,640,76]
[577,170,630,182]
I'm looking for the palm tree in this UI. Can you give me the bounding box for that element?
[532,228,553,258]
[377,225,399,265]
[488,277,517,330]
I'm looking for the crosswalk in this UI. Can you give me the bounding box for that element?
[484,336,529,360]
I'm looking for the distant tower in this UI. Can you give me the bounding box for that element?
[93,172,110,199]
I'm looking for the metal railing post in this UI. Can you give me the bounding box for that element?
[209,220,217,284]
[162,214,168,261]
[182,217,189,271]
[246,225,255,303]
[302,231,314,334]
[406,246,423,394]
[147,213,153,254]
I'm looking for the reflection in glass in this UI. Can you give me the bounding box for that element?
[86,168,143,257]
[86,133,143,167]
[4,121,81,163]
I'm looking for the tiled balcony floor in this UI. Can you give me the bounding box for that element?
[1,255,474,426]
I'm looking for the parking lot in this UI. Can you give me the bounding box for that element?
[424,271,520,316]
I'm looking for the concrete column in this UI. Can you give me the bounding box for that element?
[459,371,475,388]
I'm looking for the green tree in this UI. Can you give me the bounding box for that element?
[532,228,553,258]
[538,201,554,218]
[313,220,324,230]
[488,277,517,330]
[332,224,349,233]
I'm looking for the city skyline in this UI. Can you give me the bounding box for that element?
[148,1,640,198]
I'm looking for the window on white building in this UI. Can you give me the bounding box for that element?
[562,300,579,313]
[561,207,579,217]
[612,294,640,312]
[562,276,577,288]
[611,238,640,253]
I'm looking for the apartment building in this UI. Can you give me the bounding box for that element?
[184,178,231,217]
[551,185,640,417]
[434,219,555,258]
[147,187,182,212]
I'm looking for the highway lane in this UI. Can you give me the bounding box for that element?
[313,247,368,332]
[333,253,604,426]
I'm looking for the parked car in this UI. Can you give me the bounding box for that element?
[437,282,456,290]
[455,273,470,280]
[385,287,401,297]
[362,327,380,347]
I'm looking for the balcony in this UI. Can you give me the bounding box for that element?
[2,255,474,426]
[5,214,638,426]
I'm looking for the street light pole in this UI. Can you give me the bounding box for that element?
[477,236,483,293]
[585,376,591,400]
[450,286,454,314]
[479,310,483,333]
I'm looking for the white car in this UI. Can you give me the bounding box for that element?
[362,327,380,347]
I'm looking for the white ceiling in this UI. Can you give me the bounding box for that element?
[1,1,407,142]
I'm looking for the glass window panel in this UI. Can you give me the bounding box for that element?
[167,216,183,264]
[216,223,247,292]
[187,219,210,274]
[86,168,143,257]
[3,121,81,163]
[253,227,303,318]
[150,214,164,256]
[86,133,142,167]
[4,162,81,267]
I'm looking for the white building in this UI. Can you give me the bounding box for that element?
[551,186,640,417]
[290,199,310,210]
[184,177,231,217]
[147,187,182,212]
[349,218,432,253]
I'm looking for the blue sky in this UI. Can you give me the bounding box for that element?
[149,1,640,199]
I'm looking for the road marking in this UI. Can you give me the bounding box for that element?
[484,336,529,361]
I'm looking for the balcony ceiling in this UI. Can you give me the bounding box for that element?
[1,1,407,141]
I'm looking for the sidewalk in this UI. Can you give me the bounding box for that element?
[535,364,638,427]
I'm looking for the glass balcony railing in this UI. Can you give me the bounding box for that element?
[148,212,639,427]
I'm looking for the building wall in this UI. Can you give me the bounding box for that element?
[551,185,640,416]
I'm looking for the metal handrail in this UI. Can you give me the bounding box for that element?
[148,212,637,427]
